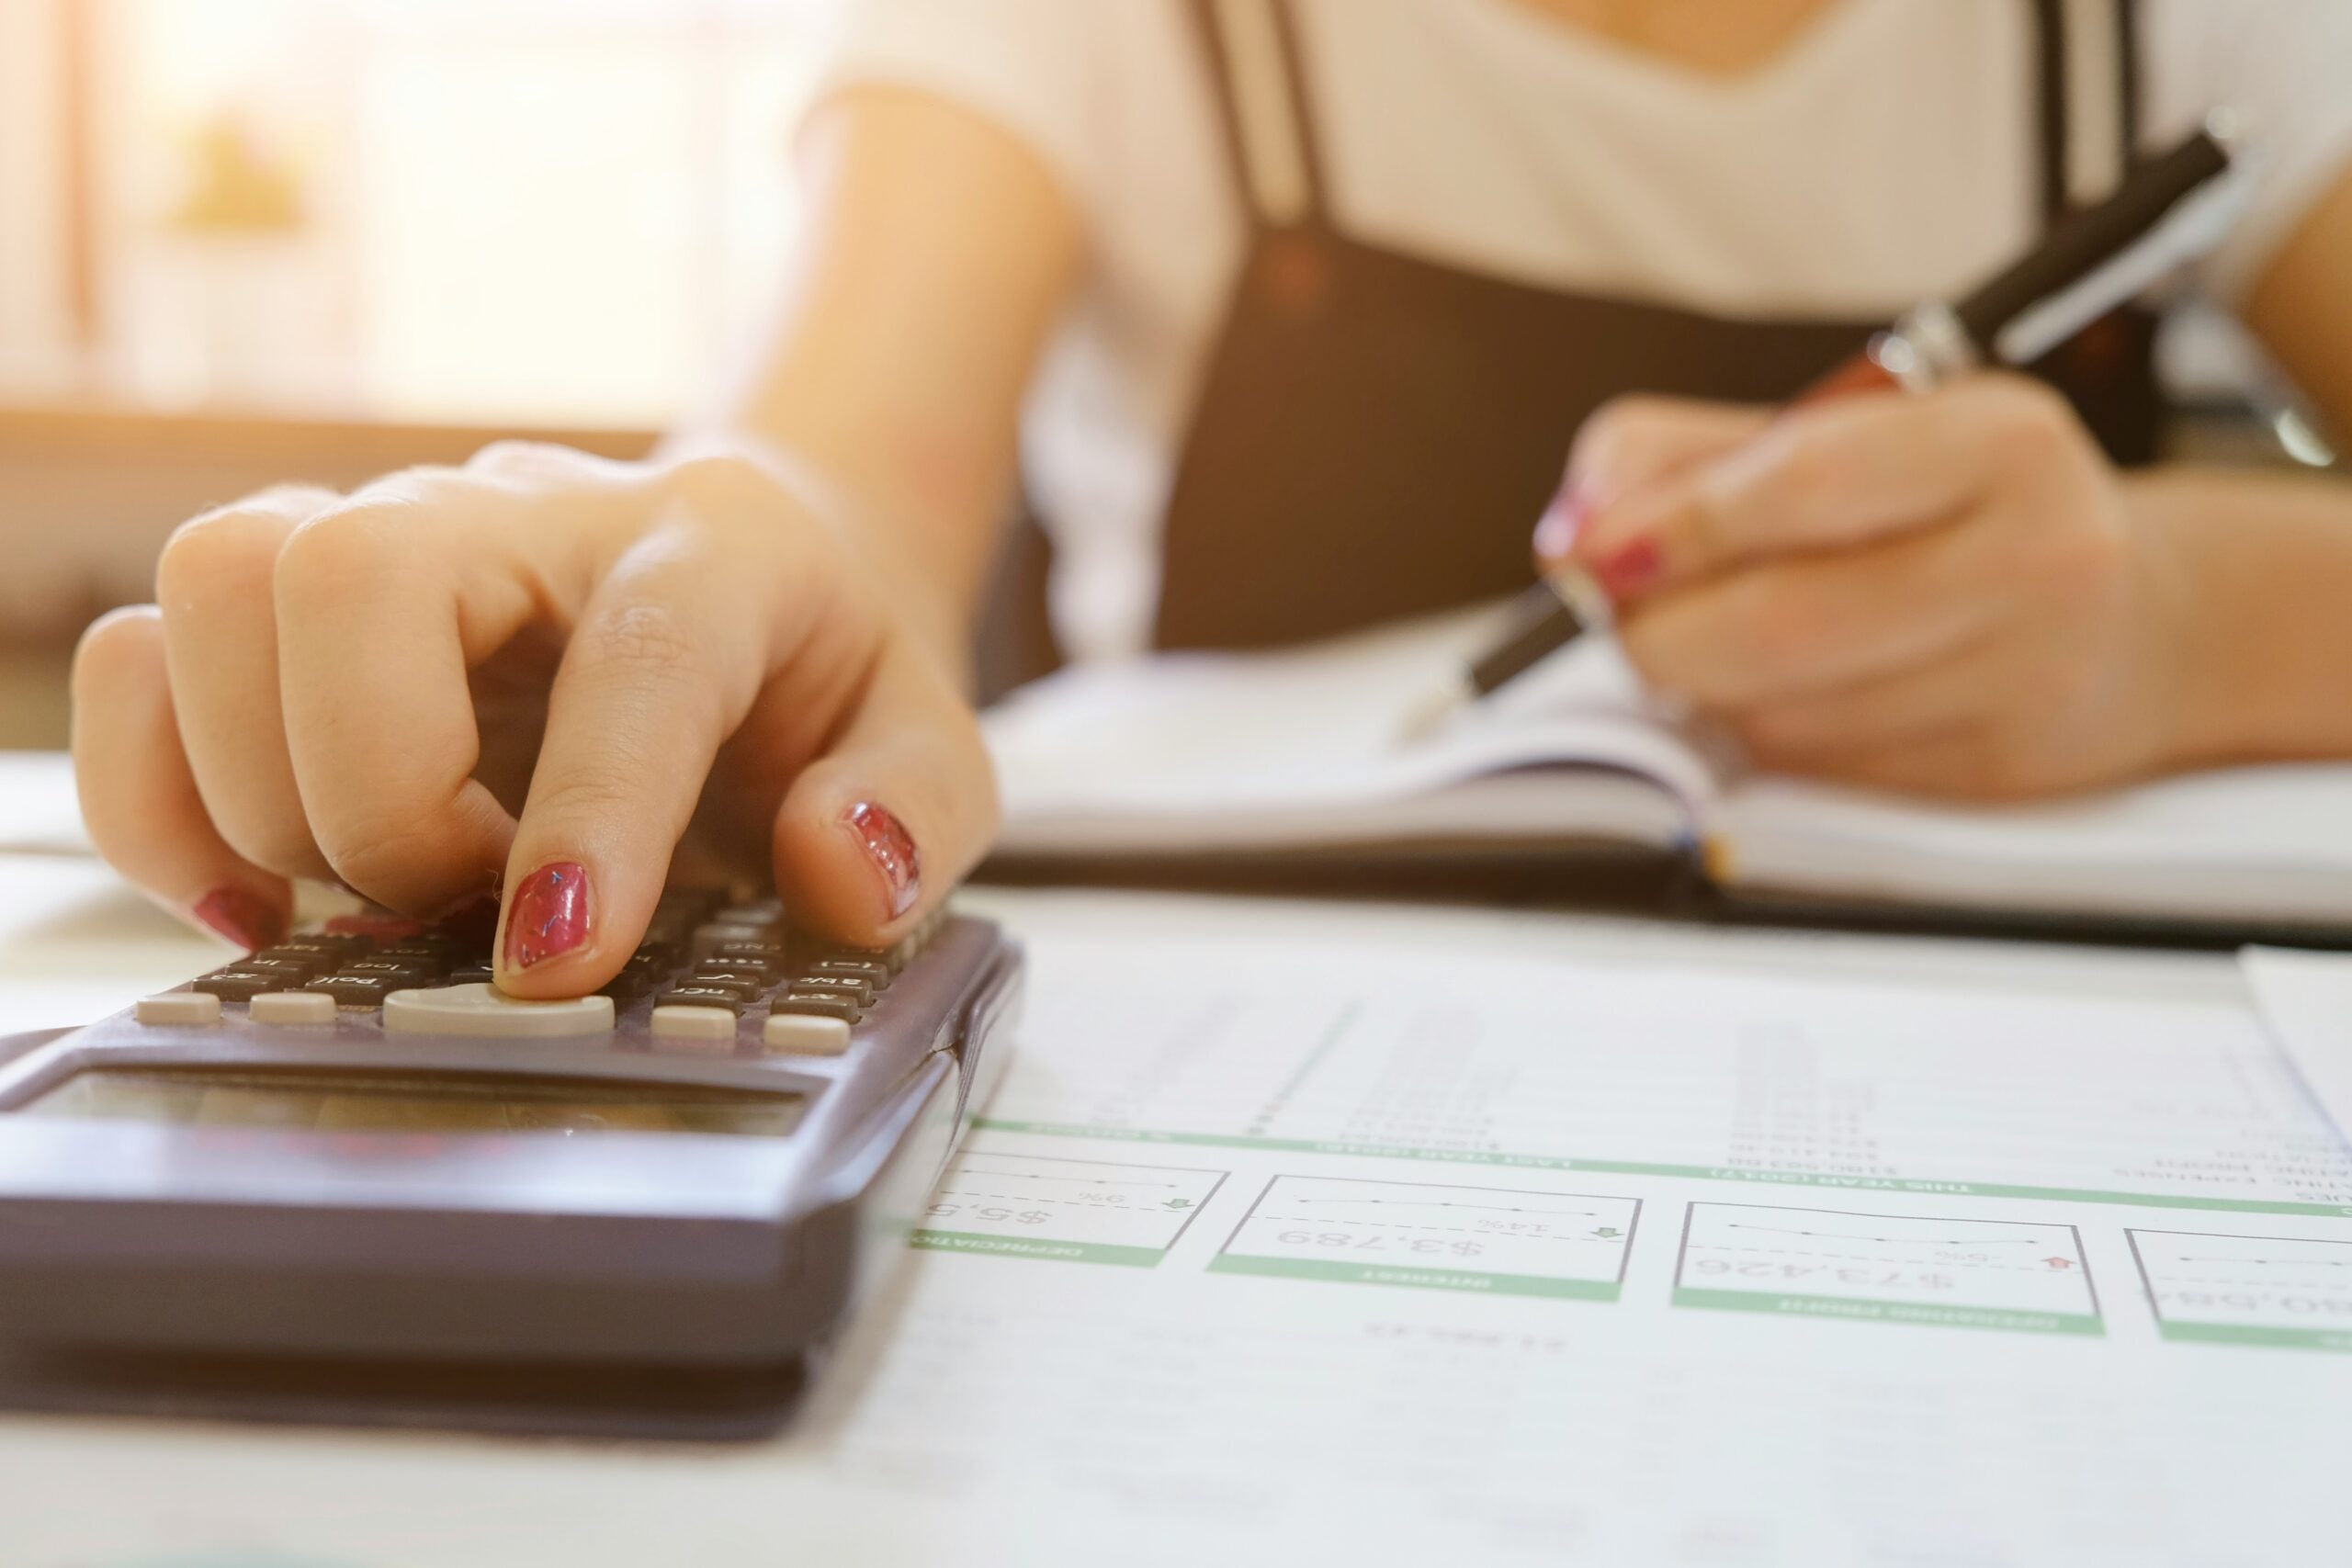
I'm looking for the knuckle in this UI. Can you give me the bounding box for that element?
[1758,426,1843,519]
[588,598,706,678]
[154,504,288,604]
[74,604,158,669]
[664,451,786,519]
[277,497,424,594]
[319,807,454,897]
[1985,377,2083,466]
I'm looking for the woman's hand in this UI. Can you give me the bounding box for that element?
[71,441,999,994]
[1537,377,2207,799]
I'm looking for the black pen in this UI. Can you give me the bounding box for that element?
[1407,121,2246,739]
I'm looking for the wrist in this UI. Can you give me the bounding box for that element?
[2128,470,2352,768]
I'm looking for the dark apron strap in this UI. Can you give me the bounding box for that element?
[2036,0,2144,220]
[1185,0,1329,233]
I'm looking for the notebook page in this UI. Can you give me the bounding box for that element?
[1713,765,2352,922]
[986,604,1716,854]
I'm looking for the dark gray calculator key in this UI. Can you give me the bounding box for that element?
[677,975,762,1004]
[239,955,328,980]
[774,989,861,1022]
[445,966,498,987]
[342,958,430,979]
[788,975,874,1007]
[653,986,748,1015]
[707,943,786,977]
[803,959,889,988]
[263,937,367,960]
[687,964,770,991]
[375,944,458,966]
[191,971,286,1003]
[303,974,405,1007]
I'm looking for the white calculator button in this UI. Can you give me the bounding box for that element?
[251,990,338,1025]
[650,1004,738,1046]
[382,983,614,1039]
[135,991,221,1026]
[763,1012,852,1056]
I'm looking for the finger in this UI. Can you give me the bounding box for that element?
[1570,374,2088,597]
[71,606,292,950]
[1734,636,2028,765]
[1537,398,1772,564]
[772,641,1000,947]
[1782,727,2055,804]
[274,468,597,916]
[155,486,343,882]
[490,510,805,994]
[1618,515,2013,710]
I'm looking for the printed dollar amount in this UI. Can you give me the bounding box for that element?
[2129,1229,2352,1352]
[1675,1201,2100,1335]
[1211,1175,1640,1300]
[912,1152,1227,1268]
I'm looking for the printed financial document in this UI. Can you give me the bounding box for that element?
[7,891,2350,1568]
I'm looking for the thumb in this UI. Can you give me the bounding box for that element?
[771,645,999,947]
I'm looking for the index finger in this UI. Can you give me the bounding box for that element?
[1567,374,2084,599]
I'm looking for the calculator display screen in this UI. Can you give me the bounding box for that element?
[18,1066,807,1138]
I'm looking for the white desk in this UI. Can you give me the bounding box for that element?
[4,760,2347,1568]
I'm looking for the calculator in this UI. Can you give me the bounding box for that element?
[0,888,1022,1438]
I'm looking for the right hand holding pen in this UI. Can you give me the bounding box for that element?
[71,442,999,995]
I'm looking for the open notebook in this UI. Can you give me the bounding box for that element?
[982,602,2352,935]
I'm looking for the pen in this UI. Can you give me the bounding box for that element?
[1410,122,2248,738]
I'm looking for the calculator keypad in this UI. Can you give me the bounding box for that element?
[160,887,949,1057]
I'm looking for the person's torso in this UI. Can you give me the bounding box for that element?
[1017,0,2190,663]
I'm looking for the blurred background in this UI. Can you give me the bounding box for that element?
[0,0,2324,751]
[0,0,828,745]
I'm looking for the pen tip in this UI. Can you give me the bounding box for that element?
[1396,679,1468,746]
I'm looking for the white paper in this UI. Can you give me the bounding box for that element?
[2244,944,2352,1146]
[9,892,2351,1568]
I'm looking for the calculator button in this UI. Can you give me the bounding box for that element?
[788,974,874,1007]
[652,986,747,1014]
[192,970,285,1003]
[650,1004,739,1045]
[382,983,615,1039]
[240,955,327,980]
[774,989,861,1022]
[304,974,406,1006]
[707,942,786,976]
[763,1011,851,1056]
[135,991,221,1026]
[251,990,338,1025]
[803,957,889,985]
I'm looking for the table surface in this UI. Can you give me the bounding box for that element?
[0,761,2269,1568]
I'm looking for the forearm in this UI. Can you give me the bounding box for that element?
[674,86,1082,684]
[2132,467,2352,765]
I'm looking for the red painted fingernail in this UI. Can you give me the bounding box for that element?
[192,886,287,952]
[1532,488,1592,562]
[503,862,591,971]
[1591,536,1665,600]
[844,802,921,920]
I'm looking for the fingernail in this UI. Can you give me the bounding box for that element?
[843,802,921,920]
[503,862,591,972]
[1590,536,1665,600]
[192,886,287,952]
[1532,488,1592,562]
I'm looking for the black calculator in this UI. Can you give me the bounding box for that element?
[0,889,1022,1438]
